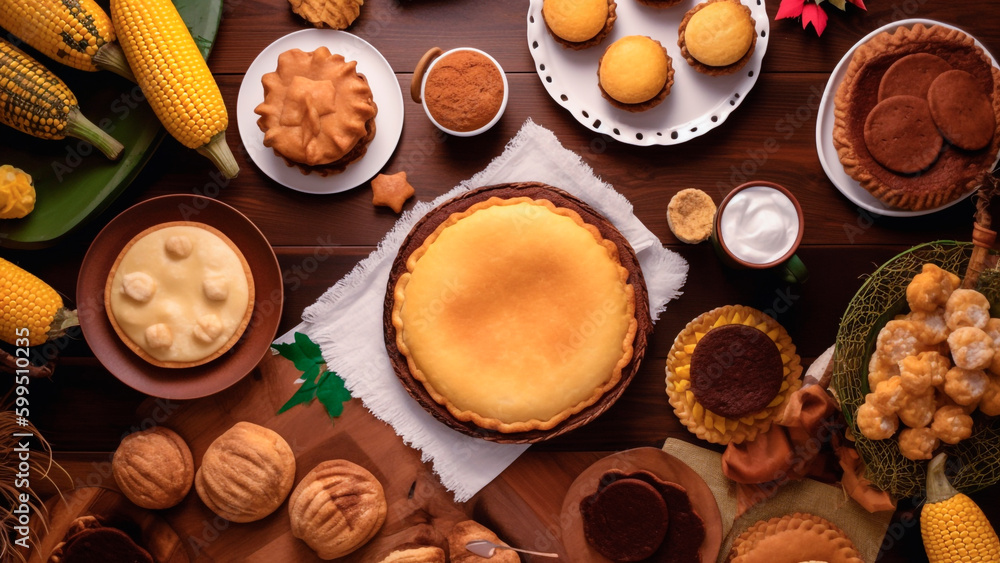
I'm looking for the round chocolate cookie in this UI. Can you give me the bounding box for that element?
[864,95,943,174]
[581,477,670,561]
[928,69,997,151]
[690,324,783,419]
[877,53,953,102]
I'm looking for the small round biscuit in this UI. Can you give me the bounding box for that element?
[113,427,194,510]
[667,188,716,244]
[863,95,943,174]
[877,53,953,102]
[927,69,997,151]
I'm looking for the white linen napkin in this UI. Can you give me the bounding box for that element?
[285,118,689,501]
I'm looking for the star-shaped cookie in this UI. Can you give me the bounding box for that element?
[372,171,415,213]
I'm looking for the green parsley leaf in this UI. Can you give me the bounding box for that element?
[274,333,351,422]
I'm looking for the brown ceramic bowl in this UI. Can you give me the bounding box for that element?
[78,195,282,399]
[383,182,652,443]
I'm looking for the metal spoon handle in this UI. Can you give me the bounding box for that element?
[466,540,559,559]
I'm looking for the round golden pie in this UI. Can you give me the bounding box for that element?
[105,222,254,369]
[385,183,651,439]
[727,513,864,563]
[666,305,802,445]
[833,23,1000,211]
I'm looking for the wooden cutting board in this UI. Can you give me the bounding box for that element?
[32,353,718,561]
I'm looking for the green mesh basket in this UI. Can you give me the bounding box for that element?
[833,240,1000,500]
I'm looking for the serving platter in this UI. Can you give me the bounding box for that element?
[236,29,405,194]
[525,0,769,146]
[815,18,1000,217]
[559,447,723,563]
[0,0,224,249]
[77,195,282,400]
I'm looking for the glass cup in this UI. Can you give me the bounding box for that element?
[710,181,808,283]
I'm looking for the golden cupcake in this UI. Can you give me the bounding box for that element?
[105,222,254,369]
[195,422,295,523]
[288,460,387,560]
[678,0,757,75]
[598,35,673,111]
[728,513,864,563]
[542,0,617,50]
[255,47,378,176]
[112,427,194,510]
[666,305,802,445]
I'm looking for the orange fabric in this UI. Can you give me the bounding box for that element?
[723,385,846,515]
[836,446,897,513]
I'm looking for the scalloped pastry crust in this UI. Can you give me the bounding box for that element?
[832,23,1000,211]
[665,305,802,445]
[392,197,637,433]
[728,513,864,563]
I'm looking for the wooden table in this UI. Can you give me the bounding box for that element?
[8,1,1000,561]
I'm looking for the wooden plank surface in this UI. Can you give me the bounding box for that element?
[7,0,1000,562]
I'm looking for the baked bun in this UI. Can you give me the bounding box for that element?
[112,427,194,510]
[598,35,673,111]
[288,460,387,560]
[377,546,447,563]
[194,422,295,523]
[448,521,519,563]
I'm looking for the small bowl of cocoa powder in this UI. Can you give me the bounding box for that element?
[411,47,508,136]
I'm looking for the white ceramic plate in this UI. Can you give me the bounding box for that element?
[236,29,404,194]
[816,18,1000,217]
[525,0,769,146]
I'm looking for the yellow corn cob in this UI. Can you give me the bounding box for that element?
[0,39,124,159]
[921,453,1000,562]
[110,0,238,178]
[0,0,133,80]
[0,257,78,346]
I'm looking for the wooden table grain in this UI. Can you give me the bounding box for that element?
[8,1,1000,561]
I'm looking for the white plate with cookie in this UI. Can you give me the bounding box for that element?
[815,19,1000,217]
[237,29,404,194]
[526,0,769,146]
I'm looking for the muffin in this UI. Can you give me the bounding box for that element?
[255,46,378,176]
[195,422,296,523]
[598,35,673,111]
[288,460,387,560]
[542,0,617,50]
[678,0,757,75]
[112,427,194,510]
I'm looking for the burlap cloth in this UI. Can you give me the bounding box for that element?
[663,438,893,563]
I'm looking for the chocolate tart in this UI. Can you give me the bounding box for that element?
[104,221,255,369]
[666,305,802,445]
[833,23,1000,211]
[384,182,652,443]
